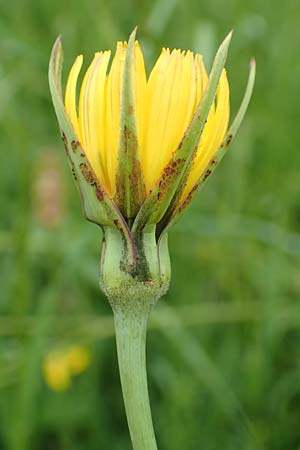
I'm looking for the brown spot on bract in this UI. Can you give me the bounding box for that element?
[96,189,104,201]
[162,163,176,178]
[61,133,69,156]
[203,168,212,182]
[71,168,77,180]
[177,140,183,151]
[71,140,78,152]
[79,162,104,202]
[159,180,167,190]
[61,133,67,145]
[158,157,184,189]
[80,163,95,184]
[128,156,144,201]
[113,218,125,234]
[122,125,138,151]
[226,134,233,146]
[174,158,184,167]
[179,183,199,212]
[127,104,134,115]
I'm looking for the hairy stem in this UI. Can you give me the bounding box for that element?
[113,301,158,450]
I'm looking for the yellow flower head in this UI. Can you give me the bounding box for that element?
[50,28,255,234]
[49,28,255,287]
[64,42,229,202]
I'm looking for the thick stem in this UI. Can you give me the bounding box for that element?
[113,302,158,450]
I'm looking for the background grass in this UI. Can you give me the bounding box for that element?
[1,0,300,449]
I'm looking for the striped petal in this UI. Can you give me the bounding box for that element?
[182,69,230,200]
[79,51,111,190]
[65,55,83,138]
[105,42,126,194]
[142,49,202,192]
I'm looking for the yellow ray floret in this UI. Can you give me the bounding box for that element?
[181,69,230,199]
[64,41,230,201]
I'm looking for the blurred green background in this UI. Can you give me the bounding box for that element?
[1,0,300,449]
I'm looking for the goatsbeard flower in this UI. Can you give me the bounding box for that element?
[49,28,255,450]
[64,41,229,209]
[49,28,255,295]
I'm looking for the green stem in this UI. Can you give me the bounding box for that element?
[113,302,158,450]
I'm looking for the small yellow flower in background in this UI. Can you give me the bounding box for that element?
[43,353,71,392]
[43,345,91,392]
[67,345,91,375]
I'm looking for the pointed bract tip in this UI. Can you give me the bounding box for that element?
[128,27,138,45]
[211,29,232,69]
[248,58,256,85]
[50,35,63,64]
[224,29,233,44]
[250,57,256,69]
[214,29,233,62]
[54,35,62,49]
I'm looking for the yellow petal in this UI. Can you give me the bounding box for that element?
[209,69,230,152]
[78,51,111,188]
[133,41,147,152]
[141,48,169,189]
[182,69,230,199]
[105,42,127,194]
[65,55,83,138]
[63,39,230,204]
[142,49,202,192]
